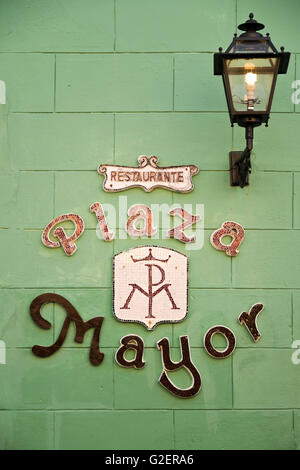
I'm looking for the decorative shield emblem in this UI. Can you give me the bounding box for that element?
[113,246,188,330]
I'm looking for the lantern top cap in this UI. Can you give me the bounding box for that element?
[238,13,265,32]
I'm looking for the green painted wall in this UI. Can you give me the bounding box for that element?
[0,0,299,450]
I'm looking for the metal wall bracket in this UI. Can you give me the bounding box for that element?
[229,151,250,187]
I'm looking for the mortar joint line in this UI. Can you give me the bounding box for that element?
[231,354,234,409]
[113,113,116,164]
[113,0,117,52]
[291,290,294,341]
[294,54,296,113]
[53,53,57,113]
[173,410,176,450]
[172,55,175,111]
[53,410,56,450]
[53,171,56,218]
[292,172,295,229]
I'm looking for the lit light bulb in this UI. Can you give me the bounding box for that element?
[245,72,257,86]
[244,67,257,110]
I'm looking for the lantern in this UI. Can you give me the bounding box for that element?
[214,13,290,187]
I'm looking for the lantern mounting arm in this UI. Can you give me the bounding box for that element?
[230,126,253,188]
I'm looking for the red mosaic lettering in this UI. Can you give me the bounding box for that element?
[42,213,85,256]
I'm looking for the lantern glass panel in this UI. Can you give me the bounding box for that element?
[224,57,279,112]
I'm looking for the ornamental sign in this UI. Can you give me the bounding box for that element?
[31,152,265,400]
[113,246,188,330]
[98,155,199,193]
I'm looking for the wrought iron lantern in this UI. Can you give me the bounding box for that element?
[214,13,290,187]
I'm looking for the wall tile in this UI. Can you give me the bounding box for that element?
[292,291,300,341]
[0,229,113,288]
[188,231,231,288]
[237,0,300,53]
[175,410,294,450]
[293,173,300,228]
[294,411,300,450]
[55,171,107,229]
[0,54,54,111]
[0,289,54,348]
[0,105,10,174]
[8,113,114,170]
[233,114,300,171]
[0,172,54,228]
[0,348,114,409]
[174,171,292,229]
[174,54,227,111]
[0,0,114,52]
[233,348,300,408]
[232,231,300,288]
[115,113,232,170]
[114,347,232,409]
[0,411,54,450]
[116,0,236,52]
[174,289,292,348]
[56,54,173,111]
[55,410,173,450]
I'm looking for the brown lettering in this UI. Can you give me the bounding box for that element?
[164,172,170,183]
[204,325,236,359]
[150,171,156,182]
[238,303,264,342]
[177,171,184,182]
[30,293,104,366]
[157,336,201,398]
[115,335,145,369]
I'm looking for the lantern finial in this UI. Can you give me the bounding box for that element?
[238,13,265,32]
